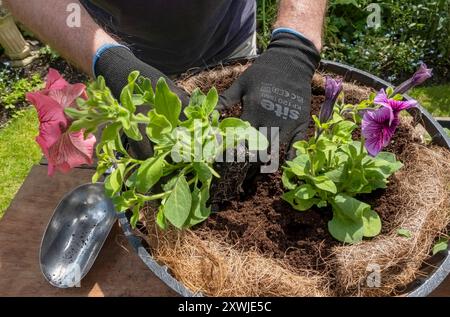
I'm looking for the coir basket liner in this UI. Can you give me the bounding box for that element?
[118,60,450,297]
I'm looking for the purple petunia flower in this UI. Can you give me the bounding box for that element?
[374,89,418,120]
[319,77,343,124]
[362,107,399,157]
[364,90,417,156]
[393,63,433,95]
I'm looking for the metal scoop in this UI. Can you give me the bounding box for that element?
[39,183,116,288]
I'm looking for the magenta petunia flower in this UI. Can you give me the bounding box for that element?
[393,63,433,95]
[319,76,343,124]
[374,89,418,117]
[362,107,399,157]
[26,69,95,176]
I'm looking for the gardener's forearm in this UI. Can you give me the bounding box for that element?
[275,0,327,51]
[4,0,116,76]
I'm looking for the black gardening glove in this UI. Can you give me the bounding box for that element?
[219,31,320,150]
[94,45,189,159]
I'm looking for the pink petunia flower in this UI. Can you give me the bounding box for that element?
[26,69,96,176]
[362,106,399,157]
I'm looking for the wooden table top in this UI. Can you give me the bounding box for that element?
[0,165,176,297]
[0,164,448,297]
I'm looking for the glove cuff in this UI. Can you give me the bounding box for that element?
[272,27,311,43]
[93,44,131,78]
[270,29,321,74]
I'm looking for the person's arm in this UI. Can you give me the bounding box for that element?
[4,0,115,76]
[219,0,327,150]
[274,0,327,51]
[5,0,189,160]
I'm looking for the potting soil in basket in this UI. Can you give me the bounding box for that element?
[137,63,450,297]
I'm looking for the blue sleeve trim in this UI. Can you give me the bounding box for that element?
[92,43,130,78]
[272,27,310,42]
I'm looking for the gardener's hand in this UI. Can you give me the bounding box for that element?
[219,31,320,148]
[94,45,189,159]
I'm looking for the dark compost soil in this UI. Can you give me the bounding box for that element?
[199,83,421,275]
[204,94,337,272]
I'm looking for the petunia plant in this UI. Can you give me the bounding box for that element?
[26,69,96,176]
[65,71,268,229]
[283,64,432,244]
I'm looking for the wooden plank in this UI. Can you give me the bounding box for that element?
[0,165,176,297]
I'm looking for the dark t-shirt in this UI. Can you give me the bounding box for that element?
[81,0,256,75]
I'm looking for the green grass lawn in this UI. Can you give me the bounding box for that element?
[0,108,41,218]
[410,84,450,117]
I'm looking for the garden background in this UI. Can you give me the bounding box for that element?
[0,0,449,218]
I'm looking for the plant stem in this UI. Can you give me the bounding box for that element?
[327,150,332,168]
[315,129,324,143]
[309,150,315,176]
[360,136,365,155]
[140,192,169,202]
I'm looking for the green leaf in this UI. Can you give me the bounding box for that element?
[104,164,126,197]
[286,160,308,177]
[328,194,367,243]
[312,151,327,172]
[373,152,403,174]
[386,86,394,97]
[281,170,297,190]
[293,141,309,154]
[69,118,90,133]
[146,110,173,142]
[193,162,212,182]
[135,155,165,193]
[312,115,322,129]
[125,170,138,188]
[282,190,317,211]
[325,165,347,183]
[137,77,155,104]
[362,208,381,237]
[130,205,140,228]
[112,190,137,213]
[313,176,337,194]
[92,164,108,184]
[332,120,356,141]
[186,184,211,227]
[156,207,168,230]
[397,228,412,238]
[163,175,192,229]
[295,184,317,200]
[123,121,142,141]
[102,122,122,142]
[162,175,178,192]
[432,238,449,255]
[120,71,140,113]
[219,117,250,131]
[345,168,369,194]
[211,110,220,127]
[203,88,219,116]
[64,107,85,120]
[154,78,181,128]
[221,124,268,152]
[184,105,203,120]
[188,89,206,107]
